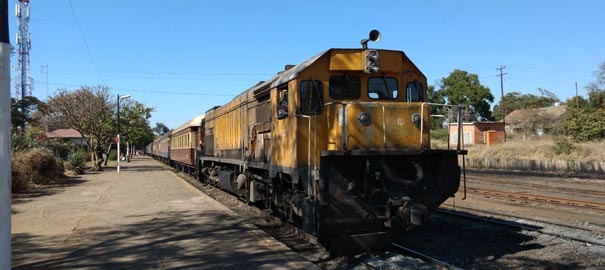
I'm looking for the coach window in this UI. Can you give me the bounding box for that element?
[277,87,288,119]
[407,81,423,102]
[329,75,360,99]
[368,77,398,100]
[299,80,324,115]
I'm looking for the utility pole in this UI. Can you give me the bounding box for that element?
[575,81,579,108]
[1,0,13,268]
[497,65,507,141]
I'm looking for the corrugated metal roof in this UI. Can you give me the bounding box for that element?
[46,128,83,138]
[505,105,567,124]
[172,114,205,134]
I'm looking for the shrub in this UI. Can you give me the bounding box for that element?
[11,149,65,192]
[108,149,117,161]
[551,139,576,155]
[431,128,449,142]
[66,150,87,174]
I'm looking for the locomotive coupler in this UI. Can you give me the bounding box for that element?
[398,202,428,226]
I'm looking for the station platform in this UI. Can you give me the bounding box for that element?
[11,156,319,270]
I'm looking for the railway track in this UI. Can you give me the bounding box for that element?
[436,208,605,246]
[466,187,605,211]
[465,178,605,198]
[351,243,464,270]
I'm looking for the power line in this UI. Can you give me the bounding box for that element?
[46,69,274,76]
[67,0,105,84]
[34,81,237,97]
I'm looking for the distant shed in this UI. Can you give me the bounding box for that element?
[505,105,567,136]
[46,128,87,147]
[448,122,505,146]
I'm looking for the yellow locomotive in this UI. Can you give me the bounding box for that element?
[150,30,466,253]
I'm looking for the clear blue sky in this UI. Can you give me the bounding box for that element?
[8,0,605,129]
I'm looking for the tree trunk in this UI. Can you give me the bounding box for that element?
[90,141,102,171]
[103,143,113,166]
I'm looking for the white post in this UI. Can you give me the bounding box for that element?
[117,134,121,173]
[116,94,130,174]
[126,141,130,162]
[1,0,13,267]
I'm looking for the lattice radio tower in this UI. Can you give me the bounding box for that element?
[15,0,32,100]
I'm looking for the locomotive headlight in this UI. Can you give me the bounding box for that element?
[411,113,421,127]
[357,112,372,126]
[365,49,380,74]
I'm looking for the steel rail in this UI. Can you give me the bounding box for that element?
[436,208,605,246]
[466,187,605,210]
[391,243,464,270]
[464,177,605,198]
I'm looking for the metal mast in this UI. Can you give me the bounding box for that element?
[15,0,32,133]
[15,0,32,99]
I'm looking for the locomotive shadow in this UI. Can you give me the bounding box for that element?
[12,210,313,270]
[394,210,582,269]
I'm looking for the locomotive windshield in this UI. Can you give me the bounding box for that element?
[368,77,398,100]
[329,75,361,99]
[407,81,423,102]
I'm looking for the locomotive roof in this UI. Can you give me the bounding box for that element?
[271,50,327,88]
[246,50,328,97]
[172,114,205,134]
[251,48,413,92]
[220,48,421,106]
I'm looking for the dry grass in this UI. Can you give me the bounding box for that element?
[463,137,605,162]
[12,149,65,192]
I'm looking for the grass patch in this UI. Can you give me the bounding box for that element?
[464,137,604,162]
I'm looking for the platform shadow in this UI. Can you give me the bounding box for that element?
[12,210,312,270]
[12,176,87,204]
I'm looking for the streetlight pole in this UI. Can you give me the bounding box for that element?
[117,94,130,173]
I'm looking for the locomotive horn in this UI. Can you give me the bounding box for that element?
[361,29,381,49]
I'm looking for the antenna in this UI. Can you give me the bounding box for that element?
[15,0,32,132]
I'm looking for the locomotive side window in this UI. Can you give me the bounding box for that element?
[277,87,288,119]
[329,75,360,99]
[299,80,324,115]
[368,77,398,100]
[407,81,423,102]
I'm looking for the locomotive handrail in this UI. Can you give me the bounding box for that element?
[421,102,468,200]
[295,114,313,196]
[420,102,466,150]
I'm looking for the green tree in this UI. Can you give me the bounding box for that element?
[438,69,494,121]
[492,90,558,120]
[47,86,116,170]
[565,95,589,110]
[564,61,605,141]
[11,96,48,132]
[427,85,447,128]
[152,122,170,137]
[119,100,155,151]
